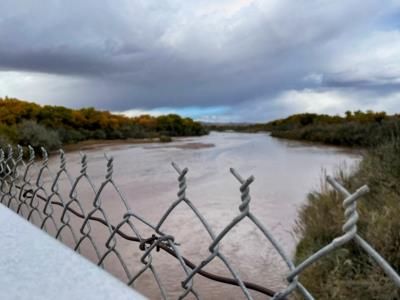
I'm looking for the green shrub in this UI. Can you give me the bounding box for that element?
[17,120,61,151]
[92,129,107,140]
[159,135,172,143]
[57,127,86,143]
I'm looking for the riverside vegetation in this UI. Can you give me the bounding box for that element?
[0,97,207,151]
[266,111,398,147]
[288,112,400,299]
[295,137,400,299]
[1,98,398,298]
[207,110,399,147]
[209,111,400,299]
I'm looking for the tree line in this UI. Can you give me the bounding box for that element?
[265,111,400,147]
[0,97,208,150]
[207,110,400,147]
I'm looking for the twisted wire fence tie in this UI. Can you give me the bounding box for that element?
[50,151,65,193]
[207,168,255,253]
[326,176,369,245]
[21,145,31,185]
[16,145,23,161]
[172,162,188,199]
[12,145,24,179]
[230,168,311,300]
[3,156,11,176]
[326,176,400,288]
[33,148,47,187]
[188,168,256,300]
[286,177,369,283]
[67,152,93,203]
[80,152,88,174]
[4,145,14,177]
[230,168,254,213]
[90,154,115,208]
[171,162,188,179]
[7,145,13,160]
[4,146,10,164]
[59,149,66,170]
[21,146,35,181]
[154,162,190,234]
[105,154,114,181]
[28,145,35,162]
[41,147,48,164]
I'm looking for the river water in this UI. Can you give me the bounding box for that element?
[45,132,361,299]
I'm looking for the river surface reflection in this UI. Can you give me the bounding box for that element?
[47,132,361,299]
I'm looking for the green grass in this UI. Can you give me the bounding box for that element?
[294,139,400,299]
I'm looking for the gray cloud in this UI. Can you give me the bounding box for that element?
[0,0,399,120]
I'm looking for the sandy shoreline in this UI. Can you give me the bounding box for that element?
[62,137,215,152]
[62,138,159,152]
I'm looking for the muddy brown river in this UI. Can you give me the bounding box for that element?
[42,132,361,299]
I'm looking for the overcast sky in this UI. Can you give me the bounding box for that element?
[1,0,400,122]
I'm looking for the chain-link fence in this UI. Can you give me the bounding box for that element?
[0,144,399,299]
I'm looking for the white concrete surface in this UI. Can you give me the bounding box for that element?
[0,205,146,300]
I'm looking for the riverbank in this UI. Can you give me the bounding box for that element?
[61,137,216,153]
[62,137,160,152]
[293,139,400,299]
[267,112,400,147]
[269,120,399,147]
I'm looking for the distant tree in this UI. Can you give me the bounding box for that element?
[0,97,207,147]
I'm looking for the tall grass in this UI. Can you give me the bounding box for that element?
[294,138,400,299]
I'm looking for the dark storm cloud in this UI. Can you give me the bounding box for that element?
[0,0,400,119]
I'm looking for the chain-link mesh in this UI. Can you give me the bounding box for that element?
[0,145,399,299]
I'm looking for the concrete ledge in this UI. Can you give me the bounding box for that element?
[0,205,146,300]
